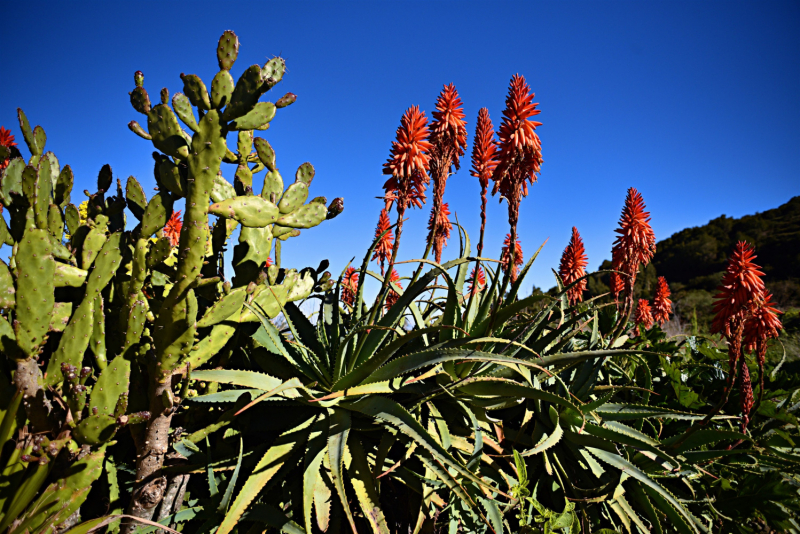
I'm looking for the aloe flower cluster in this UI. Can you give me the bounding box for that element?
[711,241,782,430]
[558,227,588,305]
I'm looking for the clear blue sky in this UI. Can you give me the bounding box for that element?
[2,1,798,293]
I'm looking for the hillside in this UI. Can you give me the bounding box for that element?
[585,196,800,335]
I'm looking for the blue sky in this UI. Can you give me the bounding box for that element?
[2,1,798,294]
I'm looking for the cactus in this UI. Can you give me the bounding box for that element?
[0,30,342,532]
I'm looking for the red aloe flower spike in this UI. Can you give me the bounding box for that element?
[430,84,468,170]
[382,106,432,212]
[0,126,17,172]
[341,267,359,307]
[711,241,766,338]
[491,74,543,204]
[610,188,656,303]
[384,269,402,311]
[163,210,183,247]
[653,276,672,326]
[427,202,452,264]
[743,292,783,366]
[558,227,588,306]
[426,85,466,263]
[371,209,394,275]
[500,234,524,282]
[467,266,486,296]
[470,108,498,257]
[634,299,654,330]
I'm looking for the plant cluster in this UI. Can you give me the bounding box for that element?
[0,30,797,534]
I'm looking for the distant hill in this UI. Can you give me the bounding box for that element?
[585,196,800,334]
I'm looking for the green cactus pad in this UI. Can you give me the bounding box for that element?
[22,164,38,207]
[34,157,54,230]
[81,225,108,270]
[97,164,113,192]
[64,204,80,236]
[160,87,169,105]
[124,298,148,352]
[0,260,15,309]
[222,65,265,122]
[146,237,172,269]
[0,217,12,246]
[217,30,240,70]
[141,192,174,238]
[295,162,315,185]
[277,182,309,214]
[237,130,253,158]
[125,176,147,221]
[85,232,122,296]
[261,57,286,92]
[197,287,246,328]
[172,92,200,133]
[54,263,87,288]
[209,195,280,227]
[310,196,327,204]
[287,270,315,301]
[275,202,327,229]
[147,104,190,159]
[134,70,144,87]
[261,170,283,203]
[211,70,235,109]
[275,92,297,108]
[48,302,72,333]
[74,414,117,445]
[211,173,236,203]
[23,445,106,533]
[47,204,63,237]
[229,102,276,131]
[17,109,40,156]
[130,86,151,115]
[254,138,277,172]
[154,289,198,382]
[43,151,60,191]
[33,126,47,155]
[128,120,152,140]
[44,297,94,386]
[157,158,186,198]
[232,226,272,281]
[181,73,212,111]
[91,352,132,419]
[1,158,25,204]
[185,321,237,371]
[13,228,56,356]
[91,295,107,369]
[276,228,300,241]
[55,165,73,207]
[234,163,253,193]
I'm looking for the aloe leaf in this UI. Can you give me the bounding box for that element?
[453,220,471,300]
[240,503,305,534]
[218,437,243,513]
[628,480,663,534]
[479,497,504,534]
[185,389,267,404]
[341,395,496,495]
[428,402,451,451]
[506,237,548,303]
[303,420,328,534]
[217,415,317,534]
[587,447,700,533]
[285,301,326,360]
[327,407,357,533]
[347,437,390,534]
[416,452,474,509]
[522,417,563,457]
[595,403,732,422]
[249,301,319,381]
[192,369,283,391]
[455,377,583,416]
[662,429,750,453]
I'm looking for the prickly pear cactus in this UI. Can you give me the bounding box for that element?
[0,29,342,532]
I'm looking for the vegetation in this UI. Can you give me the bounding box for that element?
[0,30,797,534]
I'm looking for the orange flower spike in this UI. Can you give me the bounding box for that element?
[0,126,17,171]
[612,188,656,268]
[743,292,782,366]
[382,106,432,211]
[427,202,453,264]
[341,267,360,307]
[470,108,498,256]
[467,266,486,296]
[653,277,673,326]
[492,74,543,201]
[500,234,524,282]
[371,209,394,275]
[163,210,183,247]
[384,269,403,311]
[558,227,588,305]
[739,359,755,432]
[711,241,767,337]
[634,299,654,330]
[430,84,468,169]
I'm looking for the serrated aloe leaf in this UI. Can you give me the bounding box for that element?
[522,418,563,457]
[218,437,243,513]
[347,437,390,534]
[662,429,749,453]
[184,389,266,404]
[328,408,357,533]
[303,421,328,534]
[192,369,282,391]
[479,497,504,534]
[587,447,700,533]
[342,396,496,495]
[595,403,730,422]
[217,415,317,534]
[238,504,305,534]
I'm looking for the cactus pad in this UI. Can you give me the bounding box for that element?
[275,92,297,108]
[13,228,56,357]
[125,176,147,221]
[277,182,309,214]
[217,30,240,71]
[209,196,280,227]
[181,73,212,111]
[130,86,151,115]
[172,92,200,133]
[229,102,276,131]
[55,165,73,207]
[197,287,246,328]
[141,192,174,238]
[275,202,327,229]
[146,104,190,159]
[44,297,94,386]
[211,70,235,110]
